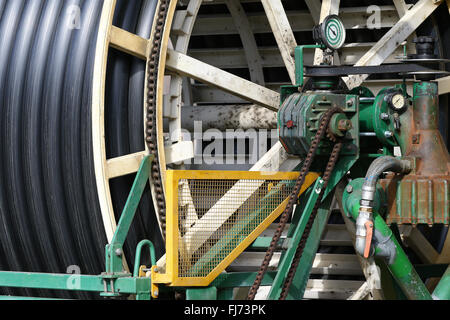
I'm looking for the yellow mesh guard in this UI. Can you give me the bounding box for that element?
[154,170,319,287]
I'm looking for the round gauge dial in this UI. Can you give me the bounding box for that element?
[322,15,346,50]
[389,93,406,111]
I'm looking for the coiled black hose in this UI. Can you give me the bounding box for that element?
[0,0,161,299]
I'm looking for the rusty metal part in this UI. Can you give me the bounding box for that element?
[380,175,450,225]
[247,107,343,300]
[146,0,171,237]
[279,141,343,300]
[381,82,450,225]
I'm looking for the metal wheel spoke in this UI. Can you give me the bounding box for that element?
[261,0,297,84]
[109,26,148,60]
[438,76,450,95]
[165,49,280,111]
[345,0,443,90]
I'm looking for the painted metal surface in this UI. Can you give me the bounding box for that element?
[152,170,319,287]
[380,82,450,225]
[343,179,432,300]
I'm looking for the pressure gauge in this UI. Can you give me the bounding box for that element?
[313,15,346,51]
[388,92,406,112]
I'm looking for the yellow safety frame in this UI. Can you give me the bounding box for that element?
[152,170,319,287]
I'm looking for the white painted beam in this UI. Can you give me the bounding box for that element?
[438,76,450,95]
[109,26,148,60]
[305,0,322,24]
[345,0,443,90]
[165,141,194,165]
[225,0,265,85]
[393,0,412,17]
[261,0,297,84]
[165,49,280,111]
[106,152,148,179]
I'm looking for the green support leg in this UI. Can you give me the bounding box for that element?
[283,196,334,300]
[186,287,218,300]
[432,266,450,300]
[267,179,324,300]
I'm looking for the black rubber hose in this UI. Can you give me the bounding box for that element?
[0,0,35,298]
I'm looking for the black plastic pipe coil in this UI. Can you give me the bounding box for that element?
[0,0,161,299]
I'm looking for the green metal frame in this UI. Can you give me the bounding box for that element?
[0,155,157,300]
[295,45,326,87]
[342,178,433,300]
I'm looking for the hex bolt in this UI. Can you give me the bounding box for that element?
[346,185,353,194]
[115,248,123,257]
[338,119,353,131]
[380,113,390,121]
[384,131,394,138]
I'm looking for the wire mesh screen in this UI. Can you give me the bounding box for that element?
[177,178,296,278]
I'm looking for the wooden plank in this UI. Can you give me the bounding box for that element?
[229,252,363,276]
[345,0,444,90]
[399,226,440,264]
[320,224,353,246]
[438,76,450,95]
[165,49,280,111]
[165,141,194,165]
[393,0,412,17]
[192,7,398,36]
[261,0,297,83]
[348,282,370,300]
[168,1,203,144]
[305,0,321,24]
[106,151,148,179]
[303,279,365,300]
[254,279,365,300]
[109,26,148,60]
[225,0,265,85]
[188,43,407,69]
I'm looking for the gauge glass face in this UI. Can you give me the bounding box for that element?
[391,94,405,110]
[324,17,346,50]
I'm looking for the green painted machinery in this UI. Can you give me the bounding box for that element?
[0,15,448,302]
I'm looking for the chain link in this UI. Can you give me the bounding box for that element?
[146,0,171,238]
[247,107,344,300]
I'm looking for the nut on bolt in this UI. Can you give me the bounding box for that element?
[346,185,353,194]
[338,119,353,132]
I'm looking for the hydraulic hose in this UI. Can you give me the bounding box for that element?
[355,156,411,258]
[343,179,432,300]
[0,0,161,299]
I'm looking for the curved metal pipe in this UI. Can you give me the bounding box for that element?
[355,156,411,257]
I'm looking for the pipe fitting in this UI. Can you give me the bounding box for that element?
[355,156,411,257]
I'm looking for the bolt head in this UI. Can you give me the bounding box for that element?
[338,119,353,131]
[115,248,123,257]
[380,113,389,121]
[346,185,353,194]
[384,131,394,138]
